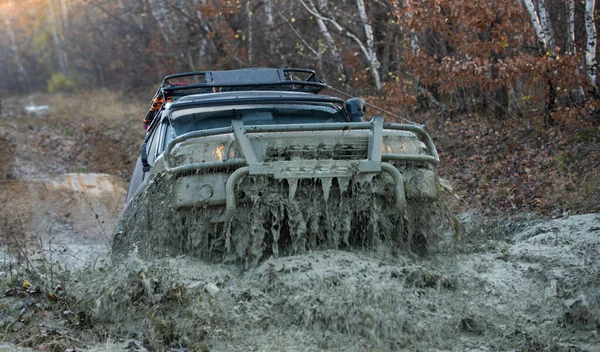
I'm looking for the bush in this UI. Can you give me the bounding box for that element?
[47,73,82,93]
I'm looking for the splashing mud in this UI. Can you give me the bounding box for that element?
[2,211,600,351]
[113,165,450,267]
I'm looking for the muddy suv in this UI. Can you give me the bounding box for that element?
[114,68,443,265]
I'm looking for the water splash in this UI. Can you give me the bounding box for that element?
[322,178,332,203]
[288,178,298,202]
[114,168,448,267]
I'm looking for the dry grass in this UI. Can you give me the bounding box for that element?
[0,89,147,179]
[39,89,147,124]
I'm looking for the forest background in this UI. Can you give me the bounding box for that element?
[0,0,598,215]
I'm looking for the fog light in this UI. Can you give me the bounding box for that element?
[199,184,214,200]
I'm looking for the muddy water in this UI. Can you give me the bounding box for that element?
[0,173,126,270]
[2,210,600,351]
[2,169,599,351]
[114,169,449,267]
[66,214,600,351]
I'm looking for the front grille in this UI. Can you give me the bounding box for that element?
[264,140,369,161]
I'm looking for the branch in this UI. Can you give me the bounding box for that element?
[275,9,319,57]
[298,0,370,59]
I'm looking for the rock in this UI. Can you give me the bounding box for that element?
[204,283,220,297]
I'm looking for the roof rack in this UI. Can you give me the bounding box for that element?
[143,68,326,129]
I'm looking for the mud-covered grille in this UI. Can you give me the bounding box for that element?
[264,140,369,161]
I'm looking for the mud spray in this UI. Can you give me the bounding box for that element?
[113,165,450,267]
[3,169,599,351]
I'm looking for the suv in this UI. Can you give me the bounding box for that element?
[114,68,442,266]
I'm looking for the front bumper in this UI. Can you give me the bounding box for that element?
[163,117,440,222]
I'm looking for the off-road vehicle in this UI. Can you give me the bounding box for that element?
[114,68,444,266]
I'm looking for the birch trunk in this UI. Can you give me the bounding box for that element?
[537,0,554,52]
[585,0,597,88]
[521,0,546,50]
[58,0,68,30]
[199,38,208,65]
[299,0,380,88]
[47,0,68,75]
[309,0,344,76]
[195,1,219,64]
[247,1,253,65]
[537,0,558,124]
[566,0,575,55]
[263,0,276,57]
[150,0,171,45]
[356,0,382,92]
[4,17,29,83]
[566,0,584,101]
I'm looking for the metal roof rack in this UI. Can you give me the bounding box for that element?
[143,68,326,129]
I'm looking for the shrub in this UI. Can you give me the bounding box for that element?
[47,73,81,93]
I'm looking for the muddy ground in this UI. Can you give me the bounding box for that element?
[1,212,599,351]
[0,94,599,351]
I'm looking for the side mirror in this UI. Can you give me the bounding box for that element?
[141,142,151,172]
[346,98,366,122]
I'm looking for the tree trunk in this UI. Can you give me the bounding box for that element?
[59,0,68,30]
[356,0,382,92]
[47,0,69,75]
[4,17,29,87]
[522,0,557,123]
[566,0,575,55]
[309,0,344,77]
[262,0,286,65]
[585,0,597,90]
[150,0,171,45]
[537,0,554,52]
[521,0,546,50]
[247,1,253,65]
[565,0,585,104]
[491,14,508,120]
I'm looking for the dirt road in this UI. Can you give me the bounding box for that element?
[0,95,598,351]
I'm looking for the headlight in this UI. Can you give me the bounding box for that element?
[198,140,240,162]
[381,135,426,154]
[171,137,240,165]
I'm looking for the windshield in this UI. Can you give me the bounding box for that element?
[169,104,347,136]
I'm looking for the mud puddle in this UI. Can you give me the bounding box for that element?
[2,213,599,351]
[0,173,126,270]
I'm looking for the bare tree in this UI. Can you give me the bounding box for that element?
[262,0,288,66]
[59,0,68,30]
[585,0,597,90]
[150,0,172,46]
[246,1,253,65]
[566,0,575,55]
[299,0,383,91]
[522,0,547,50]
[4,17,29,85]
[307,0,344,76]
[48,0,69,75]
[355,0,382,92]
[537,0,554,52]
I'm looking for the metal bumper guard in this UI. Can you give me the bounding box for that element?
[163,117,440,222]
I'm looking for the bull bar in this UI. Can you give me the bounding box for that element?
[162,117,440,222]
